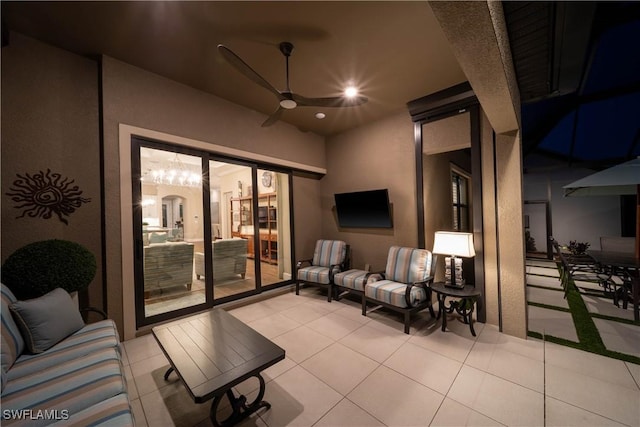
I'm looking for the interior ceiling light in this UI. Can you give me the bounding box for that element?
[315,112,326,119]
[143,153,201,188]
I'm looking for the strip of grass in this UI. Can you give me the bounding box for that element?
[526,284,564,293]
[564,279,606,352]
[527,331,640,365]
[528,301,570,312]
[590,312,640,326]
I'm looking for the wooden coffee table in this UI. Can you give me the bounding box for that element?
[152,309,285,426]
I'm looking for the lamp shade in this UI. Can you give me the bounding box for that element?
[432,231,475,257]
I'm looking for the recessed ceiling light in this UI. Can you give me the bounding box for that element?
[344,86,358,98]
[315,112,326,119]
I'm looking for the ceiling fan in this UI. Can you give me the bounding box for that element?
[218,41,368,127]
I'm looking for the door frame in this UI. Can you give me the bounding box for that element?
[524,200,553,260]
[408,83,486,323]
[131,136,296,328]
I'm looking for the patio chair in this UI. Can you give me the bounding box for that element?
[363,246,437,334]
[295,240,349,302]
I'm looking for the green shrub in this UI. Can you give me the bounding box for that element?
[2,239,96,300]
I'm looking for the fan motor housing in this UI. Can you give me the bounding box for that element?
[279,42,294,57]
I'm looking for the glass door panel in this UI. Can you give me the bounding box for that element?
[421,111,474,283]
[258,170,292,287]
[208,160,256,299]
[139,147,206,318]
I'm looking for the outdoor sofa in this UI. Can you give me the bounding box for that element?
[1,284,133,426]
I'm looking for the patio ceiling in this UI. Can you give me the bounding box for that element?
[0,1,466,137]
[2,1,638,164]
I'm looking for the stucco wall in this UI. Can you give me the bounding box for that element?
[1,32,103,311]
[101,56,325,338]
[322,111,417,271]
[495,132,527,337]
[524,168,621,251]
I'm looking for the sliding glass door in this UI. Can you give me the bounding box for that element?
[136,145,207,322]
[207,160,256,299]
[133,138,293,327]
[257,170,293,286]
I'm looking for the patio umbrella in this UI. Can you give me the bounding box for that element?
[563,157,640,258]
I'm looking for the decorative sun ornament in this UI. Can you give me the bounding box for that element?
[6,169,91,225]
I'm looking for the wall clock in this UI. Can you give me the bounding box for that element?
[261,171,273,188]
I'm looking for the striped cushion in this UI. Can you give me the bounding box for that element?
[312,240,347,268]
[1,347,127,426]
[9,320,120,379]
[51,394,133,427]
[1,284,25,377]
[365,280,428,308]
[384,246,432,284]
[297,266,332,284]
[334,269,369,292]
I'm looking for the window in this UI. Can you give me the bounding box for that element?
[451,167,471,231]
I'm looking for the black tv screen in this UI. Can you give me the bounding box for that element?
[334,189,393,228]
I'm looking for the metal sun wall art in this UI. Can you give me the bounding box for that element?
[6,169,91,225]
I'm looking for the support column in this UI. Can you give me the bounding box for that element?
[495,132,527,338]
[430,0,527,338]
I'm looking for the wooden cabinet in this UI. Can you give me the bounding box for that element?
[230,192,277,264]
[230,196,252,230]
[260,233,278,264]
[258,193,277,264]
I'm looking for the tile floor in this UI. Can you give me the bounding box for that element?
[121,286,640,427]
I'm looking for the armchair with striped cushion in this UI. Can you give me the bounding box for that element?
[364,246,437,333]
[295,240,349,302]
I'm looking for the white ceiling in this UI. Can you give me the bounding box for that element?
[3,1,468,135]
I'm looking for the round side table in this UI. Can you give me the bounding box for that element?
[430,282,481,336]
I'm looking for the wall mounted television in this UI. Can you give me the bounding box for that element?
[334,189,393,228]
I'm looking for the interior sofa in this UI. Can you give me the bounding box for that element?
[144,241,194,296]
[194,238,248,283]
[1,284,133,426]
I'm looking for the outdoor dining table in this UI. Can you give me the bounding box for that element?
[588,250,640,321]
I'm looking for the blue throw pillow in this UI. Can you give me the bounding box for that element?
[9,288,85,354]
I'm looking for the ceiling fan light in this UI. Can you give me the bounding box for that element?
[279,99,297,109]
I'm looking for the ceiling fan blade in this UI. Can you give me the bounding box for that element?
[291,93,368,108]
[218,44,283,100]
[261,106,284,127]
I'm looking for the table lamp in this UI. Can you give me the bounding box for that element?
[433,231,475,288]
